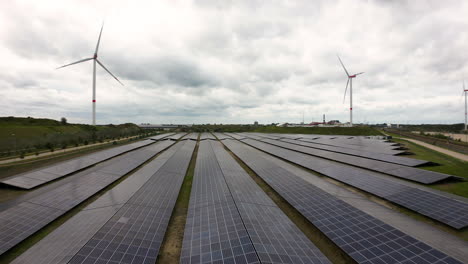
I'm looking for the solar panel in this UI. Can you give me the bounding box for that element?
[222,140,463,264]
[278,138,429,167]
[240,139,468,230]
[199,133,216,140]
[182,133,199,140]
[69,140,196,264]
[212,133,233,140]
[245,137,453,184]
[0,139,155,189]
[147,133,175,140]
[210,141,330,264]
[12,142,183,264]
[0,140,175,256]
[181,141,329,264]
[298,137,405,155]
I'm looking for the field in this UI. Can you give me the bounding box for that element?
[0,132,467,263]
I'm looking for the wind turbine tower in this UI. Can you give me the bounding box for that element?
[337,55,364,127]
[57,24,123,125]
[464,81,468,131]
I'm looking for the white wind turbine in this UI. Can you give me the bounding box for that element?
[57,24,123,125]
[337,55,364,127]
[463,81,467,131]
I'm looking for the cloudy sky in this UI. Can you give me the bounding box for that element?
[1,0,467,125]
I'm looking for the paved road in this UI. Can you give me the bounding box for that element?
[399,138,468,162]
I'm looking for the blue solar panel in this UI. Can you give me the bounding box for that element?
[69,140,196,264]
[222,140,463,264]
[181,140,330,264]
[240,139,468,229]
[243,137,453,184]
[0,140,175,256]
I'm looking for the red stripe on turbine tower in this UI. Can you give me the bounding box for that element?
[93,100,96,102]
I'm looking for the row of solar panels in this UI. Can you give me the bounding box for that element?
[2,132,465,263]
[0,133,192,190]
[11,139,196,264]
[181,140,330,263]
[239,134,457,184]
[253,133,406,155]
[0,139,179,256]
[244,133,427,167]
[237,138,468,230]
[221,139,463,264]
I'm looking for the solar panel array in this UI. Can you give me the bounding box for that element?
[183,133,199,140]
[163,133,187,140]
[181,140,329,264]
[297,137,405,155]
[212,133,234,140]
[278,138,428,167]
[0,139,156,189]
[12,142,182,264]
[148,133,175,140]
[199,133,217,140]
[0,140,175,256]
[241,139,468,229]
[69,140,196,264]
[243,137,453,184]
[222,139,463,264]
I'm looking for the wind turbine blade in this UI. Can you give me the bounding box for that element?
[355,72,365,76]
[96,59,124,85]
[337,55,350,76]
[343,78,350,103]
[95,23,104,54]
[56,58,93,69]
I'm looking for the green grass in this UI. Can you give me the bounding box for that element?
[392,138,468,198]
[252,125,383,136]
[0,116,146,156]
[156,140,198,263]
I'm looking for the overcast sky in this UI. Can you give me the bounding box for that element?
[1,0,467,125]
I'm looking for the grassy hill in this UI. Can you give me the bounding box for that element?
[0,117,146,156]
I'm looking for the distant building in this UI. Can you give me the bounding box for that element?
[254,121,259,126]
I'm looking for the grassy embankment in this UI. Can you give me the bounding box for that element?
[0,117,155,159]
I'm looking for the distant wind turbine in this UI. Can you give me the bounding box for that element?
[57,23,123,125]
[463,81,467,131]
[337,55,364,127]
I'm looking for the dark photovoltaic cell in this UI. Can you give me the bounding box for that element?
[12,143,182,264]
[181,140,329,264]
[241,139,468,230]
[244,137,453,184]
[278,138,429,167]
[69,140,196,264]
[200,133,217,140]
[222,140,463,264]
[0,140,175,256]
[147,133,175,140]
[0,139,155,189]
